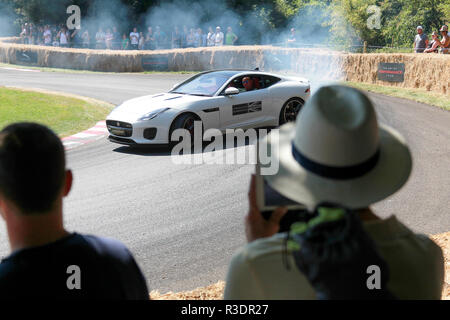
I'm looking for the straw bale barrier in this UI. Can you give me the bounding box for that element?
[1,37,448,95]
[344,53,450,95]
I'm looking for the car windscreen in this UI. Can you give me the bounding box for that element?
[170,72,236,96]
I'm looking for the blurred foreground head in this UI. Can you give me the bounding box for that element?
[262,85,412,210]
[0,123,66,214]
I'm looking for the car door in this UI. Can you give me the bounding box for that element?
[218,75,268,130]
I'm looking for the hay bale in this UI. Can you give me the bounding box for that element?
[1,37,448,95]
[344,53,450,95]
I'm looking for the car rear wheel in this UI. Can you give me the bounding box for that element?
[279,98,304,125]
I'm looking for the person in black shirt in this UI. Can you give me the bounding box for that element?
[0,123,149,300]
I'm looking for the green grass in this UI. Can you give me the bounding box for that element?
[0,87,113,137]
[345,81,450,111]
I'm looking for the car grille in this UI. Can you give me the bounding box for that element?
[108,136,136,145]
[107,120,133,137]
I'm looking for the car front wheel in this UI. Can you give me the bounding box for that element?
[169,113,201,148]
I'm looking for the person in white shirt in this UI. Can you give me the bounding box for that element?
[43,25,52,46]
[58,27,69,47]
[105,28,114,50]
[95,27,105,49]
[138,32,145,50]
[214,26,224,46]
[130,28,140,50]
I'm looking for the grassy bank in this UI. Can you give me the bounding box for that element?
[346,81,450,111]
[0,87,113,137]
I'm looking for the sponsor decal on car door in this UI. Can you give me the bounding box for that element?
[221,90,267,129]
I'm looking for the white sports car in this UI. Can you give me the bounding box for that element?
[106,69,311,146]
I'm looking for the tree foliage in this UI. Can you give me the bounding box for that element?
[1,0,448,47]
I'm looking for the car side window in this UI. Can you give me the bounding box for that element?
[220,75,267,95]
[262,76,281,89]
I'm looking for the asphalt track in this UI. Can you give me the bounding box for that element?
[0,67,449,293]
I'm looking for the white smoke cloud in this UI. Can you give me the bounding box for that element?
[0,1,17,37]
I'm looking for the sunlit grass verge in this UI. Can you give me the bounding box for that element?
[346,81,450,111]
[0,87,113,137]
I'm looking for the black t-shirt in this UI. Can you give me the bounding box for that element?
[0,233,149,300]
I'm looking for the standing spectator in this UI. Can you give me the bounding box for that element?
[145,27,155,50]
[287,28,297,47]
[95,27,106,49]
[172,26,182,49]
[424,31,440,53]
[207,27,215,47]
[438,25,449,54]
[186,28,195,48]
[414,26,428,53]
[52,35,60,47]
[214,26,224,46]
[121,33,130,50]
[0,123,149,300]
[81,29,90,49]
[20,24,29,44]
[224,85,444,300]
[194,28,201,47]
[181,25,189,48]
[70,28,82,48]
[28,23,35,45]
[36,26,44,45]
[105,28,114,50]
[225,27,238,46]
[112,27,121,50]
[130,28,140,50]
[154,26,167,49]
[58,27,69,48]
[200,28,207,47]
[139,32,145,50]
[43,25,52,46]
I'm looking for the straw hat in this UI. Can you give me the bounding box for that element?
[261,85,412,210]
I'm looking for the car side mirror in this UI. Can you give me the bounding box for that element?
[224,87,240,96]
[171,83,180,90]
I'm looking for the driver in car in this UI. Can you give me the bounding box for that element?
[242,77,255,92]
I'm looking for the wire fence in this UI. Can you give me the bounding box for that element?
[16,35,417,54]
[271,42,414,54]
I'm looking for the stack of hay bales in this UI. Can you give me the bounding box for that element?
[344,53,449,95]
[0,37,448,95]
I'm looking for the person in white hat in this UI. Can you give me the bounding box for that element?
[438,25,449,54]
[214,26,224,46]
[224,85,444,300]
[413,26,428,53]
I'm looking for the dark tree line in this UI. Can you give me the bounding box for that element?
[1,0,448,47]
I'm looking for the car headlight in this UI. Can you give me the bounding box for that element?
[139,108,171,121]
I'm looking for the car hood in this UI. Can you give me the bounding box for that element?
[108,93,208,120]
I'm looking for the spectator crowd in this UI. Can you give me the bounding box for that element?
[18,23,239,50]
[16,21,450,54]
[414,24,449,54]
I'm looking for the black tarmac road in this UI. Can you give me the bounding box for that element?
[0,67,449,293]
